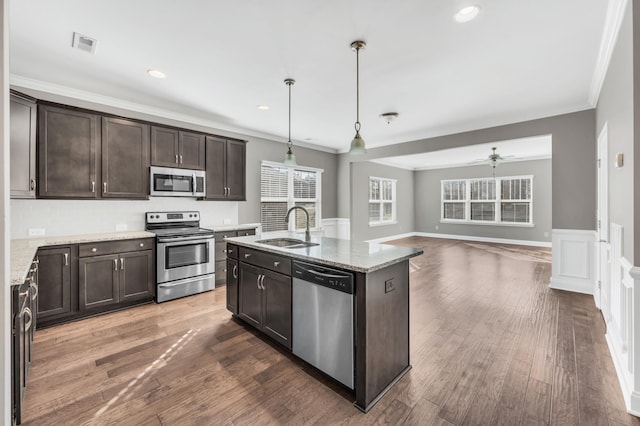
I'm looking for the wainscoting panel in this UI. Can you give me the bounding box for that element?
[604,223,640,415]
[550,229,596,294]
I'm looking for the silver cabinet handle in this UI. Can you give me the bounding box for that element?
[227,187,230,196]
[232,265,238,279]
[223,235,228,239]
[63,253,69,266]
[274,261,280,267]
[256,275,261,290]
[113,258,118,271]
[175,154,179,163]
[103,182,107,192]
[30,179,36,191]
[259,275,265,290]
[30,281,38,300]
[91,247,97,253]
[244,253,251,259]
[34,258,39,265]
[180,155,183,164]
[120,258,125,270]
[91,181,95,193]
[23,307,33,332]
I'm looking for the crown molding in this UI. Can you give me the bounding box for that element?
[589,0,628,106]
[10,74,338,154]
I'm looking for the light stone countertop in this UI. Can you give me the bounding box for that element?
[202,223,260,233]
[225,234,423,274]
[10,231,156,287]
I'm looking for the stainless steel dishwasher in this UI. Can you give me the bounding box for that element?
[292,260,354,389]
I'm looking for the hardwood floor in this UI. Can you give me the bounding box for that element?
[21,237,640,425]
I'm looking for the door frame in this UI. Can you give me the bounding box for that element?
[595,123,609,311]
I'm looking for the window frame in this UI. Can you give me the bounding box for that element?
[260,161,323,234]
[368,176,397,227]
[440,175,534,227]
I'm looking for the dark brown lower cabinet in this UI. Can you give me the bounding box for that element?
[37,247,72,319]
[80,250,154,310]
[226,257,238,314]
[238,262,291,349]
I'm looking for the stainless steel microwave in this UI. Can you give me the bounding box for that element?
[150,166,206,197]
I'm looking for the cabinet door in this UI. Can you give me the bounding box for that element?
[119,250,154,302]
[204,135,226,199]
[262,269,292,349]
[151,126,179,168]
[238,263,262,328]
[102,117,150,199]
[10,95,36,198]
[179,131,205,170]
[226,258,239,314]
[226,140,246,201]
[37,247,71,319]
[79,254,119,310]
[38,105,99,198]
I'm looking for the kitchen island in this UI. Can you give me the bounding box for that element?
[224,234,423,412]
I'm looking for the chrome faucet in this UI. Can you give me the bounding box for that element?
[285,206,311,242]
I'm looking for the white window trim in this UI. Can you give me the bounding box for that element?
[368,176,397,226]
[260,161,324,234]
[440,175,534,227]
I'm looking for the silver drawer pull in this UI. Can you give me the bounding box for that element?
[140,243,144,247]
[244,253,251,258]
[91,248,97,253]
[274,261,280,267]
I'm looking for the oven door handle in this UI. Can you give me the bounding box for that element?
[157,235,214,243]
[158,274,215,288]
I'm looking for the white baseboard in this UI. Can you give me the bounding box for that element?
[414,232,552,247]
[550,229,596,295]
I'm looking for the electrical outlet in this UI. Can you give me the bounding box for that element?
[435,225,439,230]
[544,231,549,237]
[385,279,395,293]
[28,228,45,237]
[115,224,128,232]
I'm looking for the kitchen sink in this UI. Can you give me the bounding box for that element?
[256,238,319,249]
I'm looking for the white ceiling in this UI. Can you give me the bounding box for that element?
[10,0,609,153]
[370,135,552,170]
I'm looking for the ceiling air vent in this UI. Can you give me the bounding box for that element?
[72,32,97,54]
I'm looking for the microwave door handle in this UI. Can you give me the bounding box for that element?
[192,173,196,196]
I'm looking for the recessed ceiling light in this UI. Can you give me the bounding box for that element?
[454,5,480,23]
[257,105,270,111]
[147,69,166,79]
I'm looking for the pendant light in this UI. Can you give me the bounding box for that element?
[349,40,367,155]
[283,78,297,166]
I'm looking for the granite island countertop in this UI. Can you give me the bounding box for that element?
[225,234,423,273]
[10,231,156,287]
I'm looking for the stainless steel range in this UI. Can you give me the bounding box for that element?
[145,211,215,303]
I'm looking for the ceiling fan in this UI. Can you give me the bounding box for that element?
[469,147,516,176]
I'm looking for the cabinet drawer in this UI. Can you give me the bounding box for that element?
[215,231,237,243]
[239,247,291,275]
[79,238,154,257]
[226,244,239,260]
[236,228,256,237]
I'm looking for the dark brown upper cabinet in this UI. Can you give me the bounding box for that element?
[10,94,37,199]
[204,136,246,201]
[151,126,205,170]
[101,117,150,199]
[38,105,100,198]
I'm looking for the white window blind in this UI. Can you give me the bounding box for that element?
[369,177,396,225]
[260,162,322,233]
[440,175,533,225]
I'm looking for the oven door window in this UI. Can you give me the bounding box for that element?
[165,242,208,269]
[153,173,193,193]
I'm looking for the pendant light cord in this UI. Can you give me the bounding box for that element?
[288,81,292,148]
[355,45,361,133]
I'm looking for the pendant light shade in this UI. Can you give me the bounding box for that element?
[349,40,367,155]
[283,78,297,166]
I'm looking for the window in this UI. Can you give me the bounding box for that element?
[440,176,533,225]
[260,162,322,233]
[369,177,396,225]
